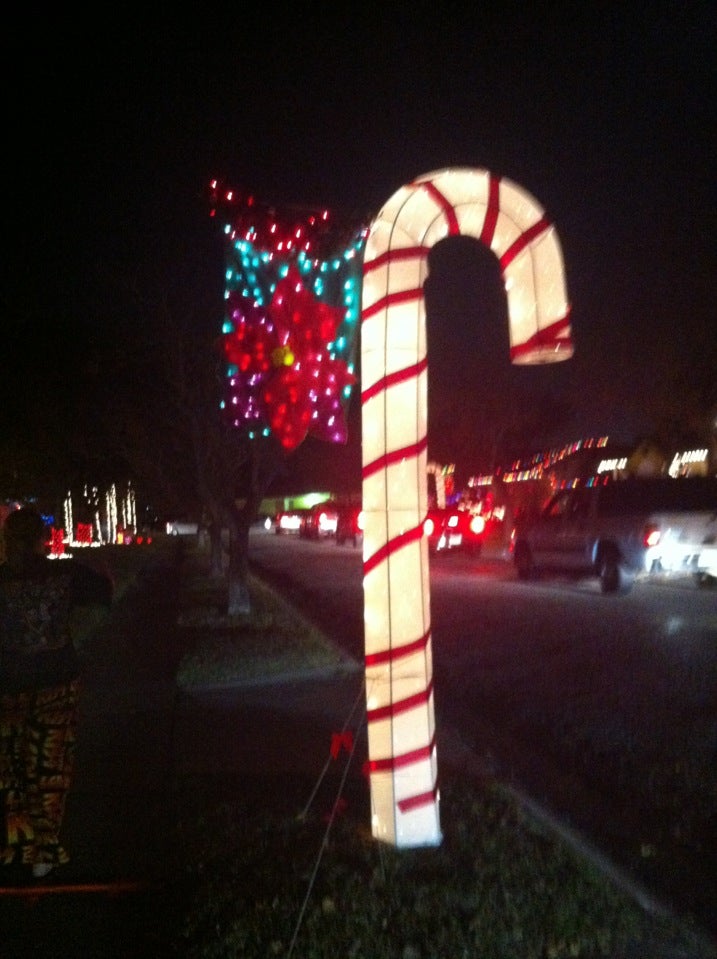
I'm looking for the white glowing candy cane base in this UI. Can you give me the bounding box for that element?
[361,168,573,847]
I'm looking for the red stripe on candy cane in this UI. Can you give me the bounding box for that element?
[397,787,439,814]
[366,678,434,723]
[367,732,437,773]
[361,285,424,322]
[361,357,428,405]
[363,522,425,577]
[500,215,551,271]
[363,245,429,275]
[479,173,501,246]
[365,627,431,667]
[362,437,428,481]
[510,313,572,361]
[416,181,461,235]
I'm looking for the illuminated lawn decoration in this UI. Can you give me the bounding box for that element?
[361,168,572,847]
[222,268,356,449]
[51,483,139,555]
[209,182,366,450]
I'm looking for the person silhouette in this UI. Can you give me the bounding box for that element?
[0,507,112,879]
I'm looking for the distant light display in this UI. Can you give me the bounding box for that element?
[52,483,138,554]
[209,181,367,450]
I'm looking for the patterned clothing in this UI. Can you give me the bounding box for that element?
[0,554,111,868]
[0,680,80,867]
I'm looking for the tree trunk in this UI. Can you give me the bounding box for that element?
[208,521,224,578]
[226,512,251,616]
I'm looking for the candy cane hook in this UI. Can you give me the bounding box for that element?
[361,168,572,847]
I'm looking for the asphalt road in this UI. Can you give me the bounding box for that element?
[248,527,717,938]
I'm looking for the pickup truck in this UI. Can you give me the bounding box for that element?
[510,477,717,593]
[694,542,717,586]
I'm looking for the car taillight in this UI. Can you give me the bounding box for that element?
[357,510,364,531]
[424,517,435,537]
[469,515,485,535]
[643,525,662,548]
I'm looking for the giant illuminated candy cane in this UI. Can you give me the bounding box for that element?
[361,168,572,848]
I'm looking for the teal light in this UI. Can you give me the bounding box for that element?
[222,320,234,334]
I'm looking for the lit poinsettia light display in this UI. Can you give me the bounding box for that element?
[222,267,357,450]
[211,180,367,452]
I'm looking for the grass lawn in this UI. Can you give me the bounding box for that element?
[175,569,357,688]
[173,544,714,958]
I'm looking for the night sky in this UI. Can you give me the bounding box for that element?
[3,4,715,494]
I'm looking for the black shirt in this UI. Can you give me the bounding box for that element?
[0,555,112,693]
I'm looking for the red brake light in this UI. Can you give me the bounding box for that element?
[357,510,364,531]
[643,525,661,548]
[424,517,435,537]
[469,515,486,535]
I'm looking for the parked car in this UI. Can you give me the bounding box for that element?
[165,519,199,536]
[510,477,717,593]
[423,507,485,554]
[274,508,308,534]
[335,503,364,546]
[693,542,717,587]
[454,508,487,555]
[301,502,339,539]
